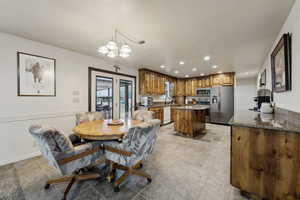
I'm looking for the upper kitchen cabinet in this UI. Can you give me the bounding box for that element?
[139,69,166,95]
[185,79,193,96]
[185,78,198,96]
[211,73,235,86]
[176,79,186,96]
[197,76,211,88]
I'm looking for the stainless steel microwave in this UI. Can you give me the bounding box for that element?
[196,88,211,97]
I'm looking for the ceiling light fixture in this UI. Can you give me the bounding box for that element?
[174,70,179,74]
[212,65,218,69]
[192,68,197,71]
[218,71,223,74]
[200,73,205,76]
[204,56,210,61]
[98,29,145,58]
[185,75,189,77]
[160,65,166,69]
[179,61,185,65]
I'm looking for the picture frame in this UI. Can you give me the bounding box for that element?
[260,69,266,87]
[271,33,292,93]
[17,52,56,96]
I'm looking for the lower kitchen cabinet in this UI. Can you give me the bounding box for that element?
[171,107,177,122]
[148,107,164,124]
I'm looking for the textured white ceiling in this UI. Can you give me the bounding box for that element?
[0,0,295,78]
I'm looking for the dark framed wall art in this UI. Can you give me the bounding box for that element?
[17,52,56,96]
[271,33,292,93]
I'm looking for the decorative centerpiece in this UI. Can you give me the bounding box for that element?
[107,119,124,126]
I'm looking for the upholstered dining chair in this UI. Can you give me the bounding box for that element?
[103,119,161,192]
[29,125,104,200]
[132,110,154,122]
[68,112,104,146]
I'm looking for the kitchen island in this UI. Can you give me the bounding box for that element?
[174,105,209,137]
[229,109,300,200]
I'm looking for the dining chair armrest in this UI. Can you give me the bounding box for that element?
[57,142,104,166]
[103,144,132,157]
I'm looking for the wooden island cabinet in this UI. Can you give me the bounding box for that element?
[174,106,209,137]
[230,110,300,200]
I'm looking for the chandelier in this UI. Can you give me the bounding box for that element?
[98,29,145,58]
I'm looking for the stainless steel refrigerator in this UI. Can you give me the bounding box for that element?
[210,86,234,124]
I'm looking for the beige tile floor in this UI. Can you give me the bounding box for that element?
[0,123,248,200]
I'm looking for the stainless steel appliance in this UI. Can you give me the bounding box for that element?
[140,96,153,106]
[196,88,211,105]
[210,86,234,124]
[196,88,211,97]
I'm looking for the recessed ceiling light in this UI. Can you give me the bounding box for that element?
[204,56,210,61]
[185,75,189,77]
[192,68,197,71]
[200,73,205,76]
[160,65,165,69]
[218,71,223,74]
[212,65,218,69]
[174,70,179,74]
[179,61,185,65]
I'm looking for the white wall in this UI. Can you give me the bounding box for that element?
[0,32,138,166]
[234,77,257,111]
[258,1,300,112]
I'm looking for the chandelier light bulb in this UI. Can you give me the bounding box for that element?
[98,46,109,54]
[107,50,117,58]
[106,40,118,50]
[120,44,132,53]
[120,52,130,58]
[204,56,210,61]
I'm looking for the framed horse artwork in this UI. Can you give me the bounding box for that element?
[17,52,56,96]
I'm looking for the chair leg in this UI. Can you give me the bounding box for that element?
[63,176,76,200]
[114,171,130,192]
[131,169,152,182]
[45,175,74,189]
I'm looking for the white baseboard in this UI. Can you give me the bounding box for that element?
[0,151,41,167]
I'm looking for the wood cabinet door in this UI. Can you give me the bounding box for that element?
[153,73,159,95]
[171,107,176,121]
[161,75,166,95]
[176,79,186,96]
[211,75,220,86]
[191,79,198,96]
[185,79,193,96]
[197,78,203,88]
[222,73,234,86]
[204,76,211,88]
[144,71,151,94]
[149,107,163,124]
[139,70,145,95]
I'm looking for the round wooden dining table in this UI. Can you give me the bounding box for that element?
[73,119,142,141]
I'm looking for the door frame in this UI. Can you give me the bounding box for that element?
[119,79,134,119]
[88,67,137,112]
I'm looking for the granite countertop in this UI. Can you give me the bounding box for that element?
[138,103,184,108]
[176,105,210,110]
[229,109,300,134]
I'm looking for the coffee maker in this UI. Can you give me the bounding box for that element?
[254,89,272,111]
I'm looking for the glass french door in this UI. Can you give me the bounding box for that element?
[90,70,135,119]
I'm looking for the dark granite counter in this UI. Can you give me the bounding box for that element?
[229,109,300,134]
[176,105,210,110]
